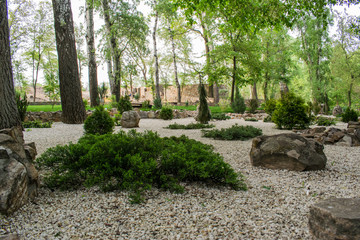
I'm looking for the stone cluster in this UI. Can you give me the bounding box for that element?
[0,127,39,215]
[294,121,360,147]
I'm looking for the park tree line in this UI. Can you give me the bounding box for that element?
[1,0,359,128]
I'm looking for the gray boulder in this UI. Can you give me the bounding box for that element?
[332,105,343,116]
[250,133,327,171]
[121,111,140,128]
[0,127,39,215]
[309,198,360,240]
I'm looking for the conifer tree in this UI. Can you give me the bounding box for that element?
[196,84,211,124]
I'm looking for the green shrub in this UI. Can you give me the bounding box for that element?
[316,116,336,126]
[142,100,151,109]
[23,120,53,128]
[36,130,247,203]
[342,108,359,123]
[196,84,211,124]
[166,122,215,129]
[117,95,133,114]
[153,97,162,109]
[160,107,173,120]
[202,124,262,140]
[212,113,231,120]
[15,91,29,122]
[245,118,258,122]
[231,88,246,114]
[248,99,259,114]
[263,115,272,122]
[84,106,114,135]
[83,99,88,108]
[113,113,122,126]
[134,93,140,101]
[272,92,310,129]
[264,99,277,116]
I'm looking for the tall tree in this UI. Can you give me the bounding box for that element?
[52,0,86,123]
[0,0,22,129]
[85,0,99,107]
[152,0,161,101]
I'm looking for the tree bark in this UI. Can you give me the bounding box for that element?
[0,1,22,129]
[169,27,181,103]
[153,0,160,100]
[102,0,120,101]
[85,0,98,107]
[251,82,258,100]
[231,56,236,103]
[52,0,86,124]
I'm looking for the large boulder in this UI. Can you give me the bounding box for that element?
[0,127,39,215]
[250,133,327,171]
[309,198,360,240]
[121,111,140,128]
[332,105,343,116]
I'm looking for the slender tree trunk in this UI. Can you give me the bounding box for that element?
[85,0,98,107]
[169,27,181,103]
[279,82,289,97]
[231,56,236,103]
[153,0,160,100]
[251,82,258,100]
[106,56,114,93]
[0,0,22,129]
[102,0,120,101]
[348,82,353,108]
[52,0,86,124]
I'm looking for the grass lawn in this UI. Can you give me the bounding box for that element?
[27,103,235,113]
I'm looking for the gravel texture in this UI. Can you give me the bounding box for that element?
[1,118,359,239]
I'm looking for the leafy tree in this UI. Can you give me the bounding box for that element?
[0,0,22,129]
[52,0,86,123]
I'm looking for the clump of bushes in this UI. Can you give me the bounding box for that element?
[160,107,173,120]
[212,113,231,120]
[166,122,215,129]
[248,99,259,114]
[264,99,277,116]
[23,120,53,128]
[113,113,122,126]
[117,95,133,114]
[36,130,246,203]
[15,91,29,122]
[142,100,151,110]
[231,88,246,114]
[272,92,310,129]
[84,106,114,135]
[342,108,358,123]
[316,116,336,126]
[202,124,262,140]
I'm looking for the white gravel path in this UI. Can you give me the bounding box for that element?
[1,118,359,239]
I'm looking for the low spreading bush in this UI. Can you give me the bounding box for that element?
[212,113,231,120]
[202,124,262,140]
[160,107,173,120]
[272,92,310,129]
[316,117,336,126]
[84,106,114,135]
[166,122,215,129]
[117,95,133,114]
[23,120,53,128]
[342,108,358,123]
[245,118,258,122]
[36,130,247,203]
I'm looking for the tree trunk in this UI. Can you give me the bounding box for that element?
[231,56,236,103]
[169,27,181,103]
[85,0,98,107]
[102,0,120,101]
[52,0,86,124]
[251,82,258,100]
[153,0,160,100]
[0,1,22,129]
[279,82,289,97]
[213,82,219,104]
[106,55,114,93]
[348,82,353,108]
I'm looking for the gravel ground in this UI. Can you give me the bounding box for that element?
[1,118,359,239]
